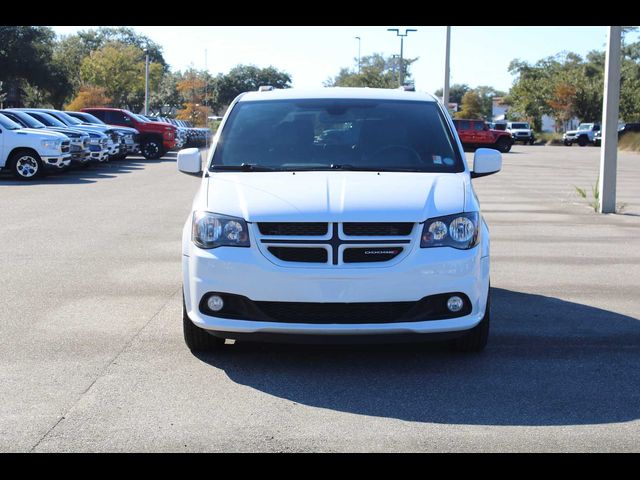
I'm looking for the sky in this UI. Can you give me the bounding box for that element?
[51,26,638,94]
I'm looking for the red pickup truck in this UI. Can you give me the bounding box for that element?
[81,108,177,159]
[453,119,513,153]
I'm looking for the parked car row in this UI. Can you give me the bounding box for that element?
[0,105,208,180]
[139,115,211,148]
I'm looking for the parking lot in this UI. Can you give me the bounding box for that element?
[1,145,639,452]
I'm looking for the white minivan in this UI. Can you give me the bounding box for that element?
[178,88,501,353]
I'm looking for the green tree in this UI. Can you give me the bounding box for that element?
[150,71,182,115]
[74,27,166,68]
[79,42,162,111]
[0,81,6,108]
[0,26,71,107]
[474,85,507,120]
[212,65,291,113]
[434,83,470,106]
[326,53,417,89]
[454,90,484,119]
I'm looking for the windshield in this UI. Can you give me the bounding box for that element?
[53,110,83,125]
[0,113,22,130]
[511,123,529,129]
[211,99,463,173]
[3,111,43,128]
[24,111,67,128]
[70,111,106,125]
[578,123,593,131]
[130,112,148,123]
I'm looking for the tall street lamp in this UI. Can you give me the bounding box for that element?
[355,36,361,74]
[144,48,149,115]
[387,28,417,87]
[443,26,451,110]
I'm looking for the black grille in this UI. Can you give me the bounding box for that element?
[61,141,70,153]
[343,223,414,236]
[254,301,416,324]
[199,292,472,323]
[258,222,328,236]
[344,247,403,263]
[268,247,327,263]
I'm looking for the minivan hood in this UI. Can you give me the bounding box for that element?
[204,171,466,222]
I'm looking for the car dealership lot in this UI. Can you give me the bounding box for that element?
[1,145,639,452]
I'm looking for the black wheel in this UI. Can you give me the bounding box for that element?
[183,294,224,353]
[452,290,490,353]
[141,139,163,159]
[495,137,512,153]
[577,136,588,147]
[10,150,43,180]
[564,140,572,146]
[529,138,535,145]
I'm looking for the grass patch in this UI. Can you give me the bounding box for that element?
[618,132,640,152]
[536,132,564,146]
[574,178,600,212]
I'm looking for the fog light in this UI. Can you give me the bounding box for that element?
[207,295,224,312]
[447,295,464,312]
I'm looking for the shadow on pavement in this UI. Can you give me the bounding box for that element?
[196,288,640,426]
[0,155,176,186]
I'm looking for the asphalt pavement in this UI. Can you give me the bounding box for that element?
[0,145,638,452]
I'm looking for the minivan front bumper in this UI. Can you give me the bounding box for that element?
[183,226,490,337]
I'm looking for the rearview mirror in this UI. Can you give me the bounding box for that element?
[471,148,501,178]
[177,148,202,176]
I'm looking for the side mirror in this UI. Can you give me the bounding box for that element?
[471,148,501,178]
[177,148,202,176]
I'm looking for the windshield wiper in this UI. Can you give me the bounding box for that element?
[211,163,275,172]
[323,164,427,172]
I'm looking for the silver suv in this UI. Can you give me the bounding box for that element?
[506,121,535,145]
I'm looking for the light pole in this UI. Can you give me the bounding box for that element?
[387,28,417,87]
[355,36,361,74]
[598,26,622,213]
[443,26,451,110]
[144,48,149,115]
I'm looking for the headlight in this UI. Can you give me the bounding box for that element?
[41,139,61,150]
[192,211,250,249]
[420,212,479,249]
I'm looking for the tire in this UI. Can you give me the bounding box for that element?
[529,138,535,145]
[452,290,490,353]
[577,136,588,147]
[564,140,572,146]
[495,137,512,153]
[183,294,224,353]
[141,139,163,160]
[10,150,43,180]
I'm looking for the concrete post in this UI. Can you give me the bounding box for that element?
[598,26,621,214]
[443,26,451,109]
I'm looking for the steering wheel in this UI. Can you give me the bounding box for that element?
[368,145,422,166]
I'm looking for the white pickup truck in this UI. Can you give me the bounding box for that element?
[0,113,71,179]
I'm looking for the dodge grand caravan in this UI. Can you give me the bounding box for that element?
[178,87,501,353]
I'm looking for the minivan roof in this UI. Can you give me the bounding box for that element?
[239,87,438,103]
